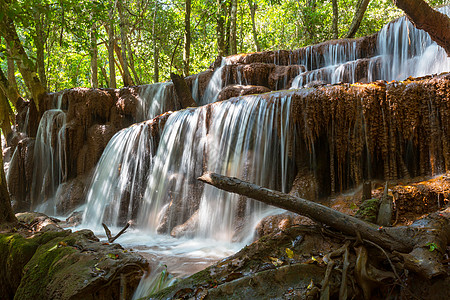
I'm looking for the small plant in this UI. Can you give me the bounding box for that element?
[425,242,438,252]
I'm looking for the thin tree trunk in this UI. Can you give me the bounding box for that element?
[229,0,237,54]
[117,0,133,86]
[34,10,47,90]
[183,0,191,76]
[100,64,109,88]
[248,0,260,52]
[216,0,226,56]
[345,0,370,38]
[6,46,17,92]
[108,1,117,89]
[0,57,20,104]
[394,0,450,56]
[153,2,159,83]
[0,0,46,110]
[90,22,98,88]
[332,0,339,39]
[127,43,140,85]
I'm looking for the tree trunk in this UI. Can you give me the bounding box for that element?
[170,73,197,108]
[183,0,191,76]
[0,61,20,105]
[0,0,46,110]
[127,43,140,85]
[332,0,339,39]
[216,0,226,56]
[0,92,12,137]
[90,22,98,88]
[248,0,260,52]
[345,0,370,38]
[108,1,116,89]
[0,139,17,224]
[34,10,47,90]
[153,2,159,83]
[394,0,450,56]
[229,0,237,54]
[117,0,133,86]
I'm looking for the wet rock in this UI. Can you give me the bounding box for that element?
[255,213,314,238]
[171,210,199,238]
[55,174,92,215]
[7,138,35,212]
[268,65,305,90]
[15,97,39,138]
[64,211,84,227]
[0,213,148,300]
[217,85,271,101]
[289,168,319,201]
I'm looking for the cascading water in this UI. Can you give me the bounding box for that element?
[83,121,157,228]
[200,57,227,105]
[291,6,450,88]
[136,82,173,121]
[30,109,67,213]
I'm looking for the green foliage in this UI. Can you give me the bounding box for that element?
[1,0,449,95]
[425,242,438,252]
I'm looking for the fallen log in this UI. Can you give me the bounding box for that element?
[198,172,449,278]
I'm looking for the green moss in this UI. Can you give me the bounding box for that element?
[0,230,70,299]
[356,198,380,223]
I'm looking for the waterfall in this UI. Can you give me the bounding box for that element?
[200,57,227,105]
[136,82,173,121]
[291,6,450,88]
[83,121,157,228]
[30,109,67,213]
[137,94,293,241]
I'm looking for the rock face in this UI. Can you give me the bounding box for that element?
[0,213,148,300]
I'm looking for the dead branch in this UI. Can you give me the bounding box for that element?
[102,222,130,243]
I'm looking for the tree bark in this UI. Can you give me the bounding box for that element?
[248,0,260,52]
[229,0,237,54]
[170,72,197,108]
[198,172,414,252]
[90,21,98,88]
[216,0,226,56]
[183,0,192,76]
[108,1,116,89]
[394,0,450,56]
[345,0,370,38]
[0,91,12,137]
[0,139,17,224]
[117,0,133,86]
[33,9,48,90]
[0,0,46,110]
[0,62,20,105]
[332,0,339,39]
[153,2,159,83]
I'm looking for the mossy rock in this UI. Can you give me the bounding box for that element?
[13,229,147,300]
[355,198,380,223]
[0,230,70,299]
